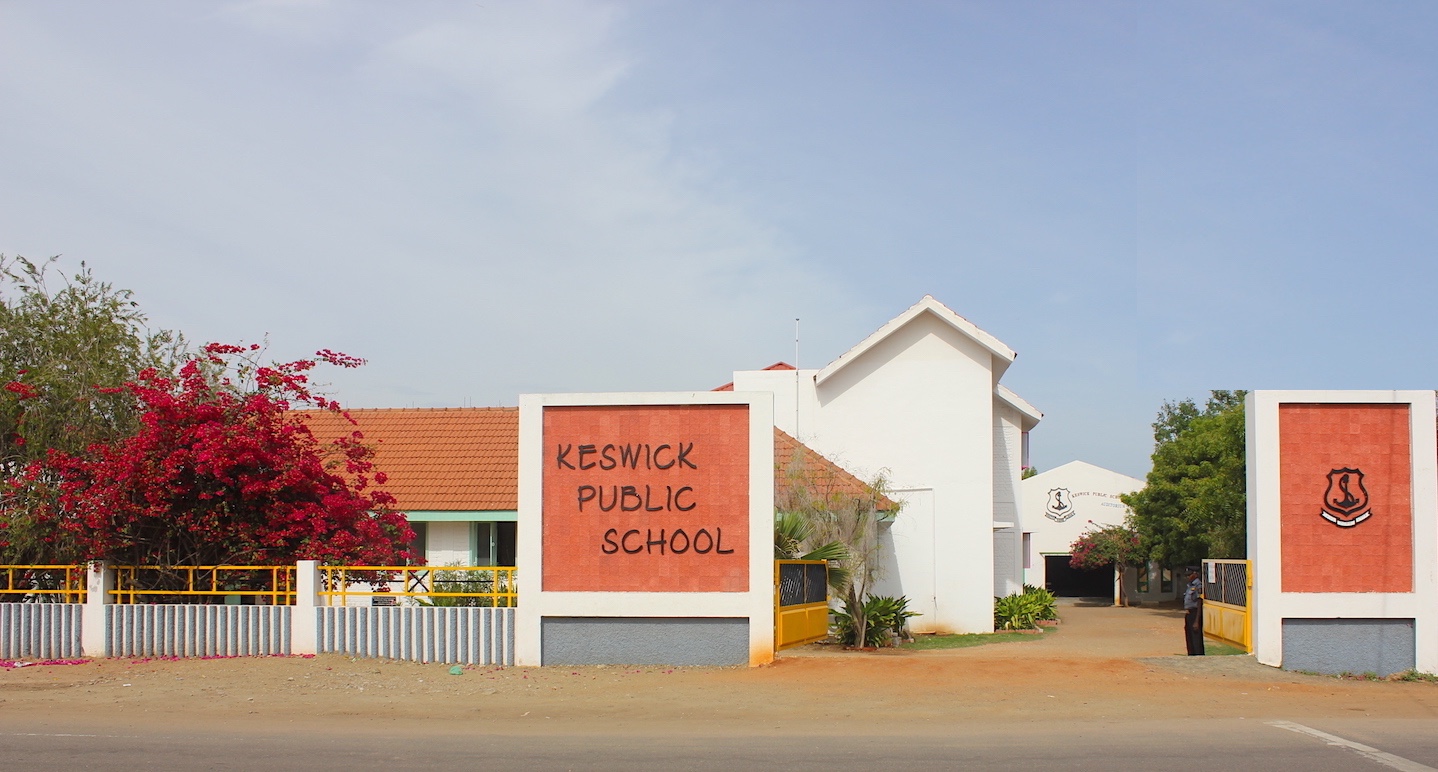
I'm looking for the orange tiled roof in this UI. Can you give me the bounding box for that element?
[774,428,897,512]
[298,407,519,512]
[298,407,892,514]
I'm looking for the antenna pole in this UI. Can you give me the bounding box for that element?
[794,318,801,439]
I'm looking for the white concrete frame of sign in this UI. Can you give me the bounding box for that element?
[515,391,776,667]
[1248,390,1438,673]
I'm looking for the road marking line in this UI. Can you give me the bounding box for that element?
[1268,720,1436,772]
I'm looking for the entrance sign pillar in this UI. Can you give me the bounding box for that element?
[516,391,775,667]
[1248,390,1438,675]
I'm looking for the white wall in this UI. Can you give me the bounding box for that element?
[992,402,1025,597]
[871,487,936,622]
[426,521,473,566]
[733,367,817,440]
[817,315,998,633]
[1021,461,1144,593]
[738,312,1004,633]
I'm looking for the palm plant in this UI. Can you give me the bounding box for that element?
[774,509,850,591]
[774,447,905,648]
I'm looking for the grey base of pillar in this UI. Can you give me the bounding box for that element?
[541,617,749,666]
[1281,618,1416,676]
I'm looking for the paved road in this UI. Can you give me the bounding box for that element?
[5,718,1438,770]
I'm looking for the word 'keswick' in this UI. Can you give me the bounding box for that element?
[556,442,697,471]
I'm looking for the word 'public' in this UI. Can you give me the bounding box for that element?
[579,484,695,512]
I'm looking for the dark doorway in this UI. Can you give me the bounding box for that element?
[1045,555,1114,598]
[496,521,517,566]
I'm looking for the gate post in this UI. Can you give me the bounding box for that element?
[81,561,113,658]
[291,560,320,655]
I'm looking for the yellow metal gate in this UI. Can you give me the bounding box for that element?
[775,560,829,649]
[1201,559,1251,652]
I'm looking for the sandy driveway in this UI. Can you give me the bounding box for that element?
[2,600,1435,738]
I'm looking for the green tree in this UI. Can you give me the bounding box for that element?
[1123,390,1247,567]
[0,255,183,470]
[0,255,184,561]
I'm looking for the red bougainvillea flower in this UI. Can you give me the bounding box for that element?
[10,344,413,566]
[4,381,39,400]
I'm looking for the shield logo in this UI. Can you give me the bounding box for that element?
[1045,488,1075,522]
[1321,467,1371,527]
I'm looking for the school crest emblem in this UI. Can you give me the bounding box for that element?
[1045,488,1075,522]
[1321,467,1371,527]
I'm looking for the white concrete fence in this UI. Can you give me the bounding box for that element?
[0,561,514,665]
[317,606,514,665]
[0,602,83,660]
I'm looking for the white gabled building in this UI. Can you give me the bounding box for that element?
[1020,460,1177,603]
[725,295,1041,633]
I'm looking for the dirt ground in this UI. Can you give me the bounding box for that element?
[3,600,1436,737]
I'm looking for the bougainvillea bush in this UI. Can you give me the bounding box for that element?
[1069,524,1143,606]
[2,343,413,566]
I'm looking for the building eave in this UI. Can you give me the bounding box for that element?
[996,385,1043,430]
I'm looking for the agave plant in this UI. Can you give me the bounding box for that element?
[994,587,1057,631]
[832,594,920,647]
[1022,585,1059,621]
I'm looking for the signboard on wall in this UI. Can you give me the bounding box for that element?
[1278,403,1412,593]
[541,404,751,593]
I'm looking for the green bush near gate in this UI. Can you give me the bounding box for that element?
[832,594,920,647]
[994,585,1059,630]
[1022,585,1059,621]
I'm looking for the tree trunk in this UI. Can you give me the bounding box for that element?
[847,588,867,647]
[1114,563,1129,607]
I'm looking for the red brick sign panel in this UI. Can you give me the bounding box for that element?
[542,404,750,593]
[1279,403,1412,593]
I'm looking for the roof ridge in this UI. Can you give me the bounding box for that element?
[814,295,1016,387]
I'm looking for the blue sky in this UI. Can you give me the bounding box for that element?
[2,1,1436,479]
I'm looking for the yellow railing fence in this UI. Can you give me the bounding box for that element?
[0,565,86,603]
[319,566,517,607]
[111,565,297,605]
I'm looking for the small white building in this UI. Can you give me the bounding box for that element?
[1021,461,1176,603]
[724,295,1041,633]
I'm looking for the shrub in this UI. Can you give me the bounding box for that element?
[995,587,1057,630]
[416,567,515,608]
[832,594,919,647]
[1022,585,1058,621]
